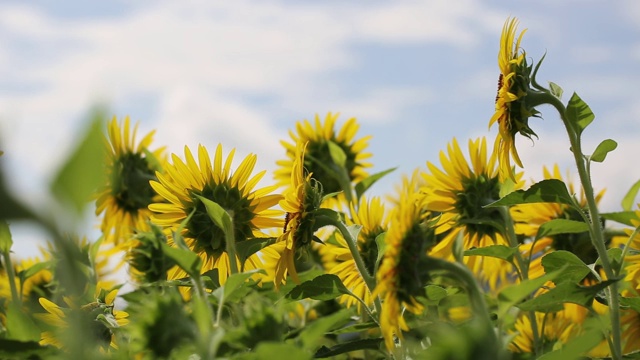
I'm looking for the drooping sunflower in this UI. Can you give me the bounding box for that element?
[511,164,606,279]
[149,144,283,285]
[420,137,524,291]
[36,283,129,351]
[95,116,165,246]
[489,17,539,181]
[272,141,323,288]
[275,112,372,208]
[374,194,434,351]
[321,196,390,311]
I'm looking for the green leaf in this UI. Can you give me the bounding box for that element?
[497,270,561,318]
[548,81,563,100]
[285,274,352,302]
[354,167,397,200]
[196,195,232,235]
[536,327,603,360]
[374,232,386,275]
[327,140,347,167]
[425,285,448,302]
[5,303,40,342]
[620,296,640,313]
[590,139,617,163]
[0,220,12,253]
[622,179,640,211]
[250,343,312,360]
[314,338,383,358]
[18,260,52,283]
[212,269,263,303]
[299,308,352,351]
[566,92,595,134]
[160,242,201,278]
[50,113,106,214]
[486,179,575,208]
[541,251,591,284]
[518,278,620,312]
[0,339,59,358]
[601,211,639,227]
[235,237,278,264]
[535,219,589,240]
[328,321,378,335]
[464,245,518,262]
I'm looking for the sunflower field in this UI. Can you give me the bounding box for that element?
[2,17,640,360]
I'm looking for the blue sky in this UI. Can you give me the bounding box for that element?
[2,1,640,258]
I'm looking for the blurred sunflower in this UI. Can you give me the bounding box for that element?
[321,196,390,311]
[36,283,129,351]
[275,112,372,208]
[386,168,425,207]
[149,144,283,285]
[508,308,580,354]
[0,254,53,305]
[420,137,524,291]
[511,165,606,279]
[273,141,323,288]
[95,116,165,246]
[489,17,539,181]
[374,194,434,351]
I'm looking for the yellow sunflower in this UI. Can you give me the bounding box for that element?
[489,17,539,181]
[508,307,581,354]
[95,116,165,246]
[149,144,283,285]
[273,141,323,288]
[510,164,606,279]
[36,283,129,351]
[321,196,390,311]
[374,193,433,351]
[386,168,425,207]
[275,112,372,208]
[420,137,524,291]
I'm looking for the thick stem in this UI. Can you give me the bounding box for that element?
[547,94,622,360]
[2,251,20,304]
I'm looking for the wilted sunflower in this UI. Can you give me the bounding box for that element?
[489,17,539,181]
[275,112,372,207]
[374,194,434,351]
[511,165,606,279]
[420,137,524,291]
[273,141,323,288]
[321,196,390,311]
[149,144,283,285]
[36,283,129,351]
[95,116,165,246]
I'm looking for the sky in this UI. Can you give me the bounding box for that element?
[1,0,640,258]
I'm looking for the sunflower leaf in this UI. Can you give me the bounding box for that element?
[50,112,106,215]
[590,139,617,163]
[464,245,518,262]
[548,81,563,99]
[160,241,201,278]
[355,167,397,201]
[496,270,561,318]
[535,219,590,241]
[17,261,52,284]
[314,338,383,358]
[235,237,278,265]
[540,250,591,284]
[5,303,40,342]
[566,92,595,135]
[486,179,574,207]
[284,274,352,302]
[327,141,347,167]
[298,308,352,351]
[601,211,638,227]
[517,277,620,312]
[213,269,264,303]
[0,220,12,253]
[620,296,640,313]
[622,179,640,211]
[196,195,233,236]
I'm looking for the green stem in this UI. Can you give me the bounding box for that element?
[328,217,382,317]
[225,229,239,275]
[2,250,20,304]
[546,93,622,360]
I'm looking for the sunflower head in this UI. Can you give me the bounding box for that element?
[96,116,165,246]
[126,224,177,284]
[489,17,541,181]
[149,144,283,285]
[275,112,372,207]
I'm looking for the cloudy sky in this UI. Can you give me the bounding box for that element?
[2,1,640,258]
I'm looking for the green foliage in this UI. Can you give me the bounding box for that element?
[487,179,575,207]
[285,274,352,302]
[464,245,518,262]
[355,167,396,200]
[535,219,590,241]
[540,250,591,284]
[566,92,595,135]
[591,139,618,163]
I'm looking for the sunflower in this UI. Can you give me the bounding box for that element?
[386,168,425,207]
[374,193,434,351]
[511,165,606,279]
[95,116,165,246]
[149,144,283,286]
[508,307,581,354]
[420,137,524,291]
[489,17,539,181]
[273,141,323,288]
[36,283,129,351]
[275,112,372,208]
[321,196,390,311]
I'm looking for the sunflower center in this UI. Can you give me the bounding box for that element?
[455,175,502,240]
[186,182,255,257]
[305,140,358,194]
[111,152,157,213]
[397,223,433,304]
